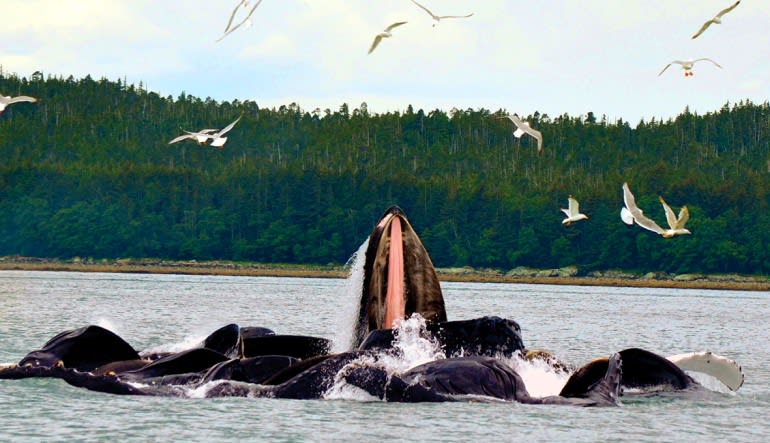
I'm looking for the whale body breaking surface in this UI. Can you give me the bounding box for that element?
[0,206,744,404]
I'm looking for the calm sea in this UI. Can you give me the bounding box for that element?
[1,270,768,442]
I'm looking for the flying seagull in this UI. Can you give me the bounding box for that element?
[561,196,588,226]
[169,116,242,148]
[217,0,263,42]
[658,58,722,77]
[368,21,408,54]
[692,1,741,39]
[409,0,473,26]
[621,183,691,237]
[168,129,218,145]
[222,1,249,34]
[502,114,543,154]
[0,94,38,114]
[659,196,691,236]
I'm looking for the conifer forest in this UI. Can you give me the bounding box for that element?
[1,72,769,275]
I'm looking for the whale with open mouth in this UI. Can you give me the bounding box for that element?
[0,206,744,404]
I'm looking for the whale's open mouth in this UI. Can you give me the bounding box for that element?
[353,206,447,348]
[383,215,405,329]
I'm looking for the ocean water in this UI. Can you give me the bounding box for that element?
[1,270,768,442]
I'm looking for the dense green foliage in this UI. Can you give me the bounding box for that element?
[1,72,769,274]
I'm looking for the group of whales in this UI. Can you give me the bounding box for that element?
[0,206,743,405]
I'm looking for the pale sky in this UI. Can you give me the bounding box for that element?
[3,0,769,124]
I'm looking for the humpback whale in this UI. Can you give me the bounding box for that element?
[0,205,744,405]
[353,206,447,348]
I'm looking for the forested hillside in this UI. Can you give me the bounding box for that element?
[1,72,769,274]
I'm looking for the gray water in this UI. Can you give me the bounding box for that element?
[1,270,768,442]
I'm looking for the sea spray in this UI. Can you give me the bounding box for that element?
[331,238,369,353]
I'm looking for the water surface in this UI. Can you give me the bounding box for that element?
[1,271,768,442]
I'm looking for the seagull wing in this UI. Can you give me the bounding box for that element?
[659,197,678,230]
[715,0,741,19]
[223,1,245,33]
[216,116,242,137]
[508,114,524,128]
[529,127,543,153]
[216,24,241,42]
[509,116,542,152]
[623,183,665,234]
[368,35,384,54]
[632,210,665,234]
[436,13,474,19]
[694,58,722,69]
[410,0,438,20]
[691,19,715,39]
[658,63,674,76]
[676,206,690,229]
[384,21,408,32]
[217,0,262,42]
[169,133,195,144]
[243,0,263,20]
[185,129,218,135]
[568,197,580,216]
[9,95,38,104]
[561,208,571,217]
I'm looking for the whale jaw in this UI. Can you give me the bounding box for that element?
[353,206,446,348]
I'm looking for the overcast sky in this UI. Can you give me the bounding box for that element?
[3,0,768,124]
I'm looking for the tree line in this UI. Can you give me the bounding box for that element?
[1,71,769,275]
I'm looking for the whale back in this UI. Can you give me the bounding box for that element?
[560,347,696,397]
[18,325,140,372]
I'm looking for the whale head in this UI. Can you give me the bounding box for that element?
[352,206,447,349]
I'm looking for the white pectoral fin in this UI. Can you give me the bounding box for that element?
[513,128,525,138]
[668,352,745,391]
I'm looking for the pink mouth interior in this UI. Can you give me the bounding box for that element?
[383,216,405,329]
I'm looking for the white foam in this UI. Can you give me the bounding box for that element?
[506,353,572,398]
[331,238,369,353]
[140,334,206,356]
[94,318,120,335]
[380,314,444,373]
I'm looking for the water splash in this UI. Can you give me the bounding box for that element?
[324,353,383,401]
[688,371,738,394]
[504,353,572,398]
[139,334,206,356]
[381,314,444,373]
[94,318,120,335]
[331,238,369,353]
[325,316,444,400]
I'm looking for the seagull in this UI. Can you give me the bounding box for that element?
[692,0,740,39]
[169,116,242,149]
[502,114,543,154]
[658,58,722,77]
[0,94,38,114]
[621,183,691,238]
[168,129,218,145]
[223,1,249,34]
[368,21,407,54]
[409,0,473,27]
[217,0,263,42]
[561,196,588,226]
[659,195,691,236]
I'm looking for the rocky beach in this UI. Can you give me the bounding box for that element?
[1,256,768,291]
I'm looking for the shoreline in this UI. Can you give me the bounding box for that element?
[0,257,768,291]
